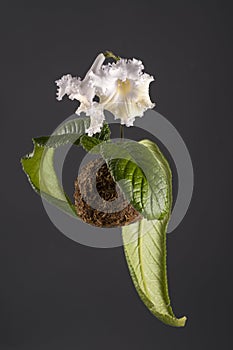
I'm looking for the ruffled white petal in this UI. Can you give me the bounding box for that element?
[92,58,155,125]
[84,102,105,136]
[55,74,81,101]
[56,53,155,134]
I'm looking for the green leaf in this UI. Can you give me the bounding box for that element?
[100,140,170,220]
[34,119,110,148]
[54,117,90,136]
[122,217,186,327]
[34,117,91,148]
[80,135,102,152]
[21,118,110,214]
[94,122,111,141]
[34,134,81,148]
[122,139,186,327]
[21,139,76,216]
[80,123,111,152]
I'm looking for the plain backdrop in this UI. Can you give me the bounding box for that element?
[0,1,233,349]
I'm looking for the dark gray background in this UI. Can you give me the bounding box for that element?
[0,0,233,349]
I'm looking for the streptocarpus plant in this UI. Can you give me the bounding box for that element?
[21,51,187,327]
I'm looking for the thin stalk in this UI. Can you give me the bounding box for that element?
[120,125,124,139]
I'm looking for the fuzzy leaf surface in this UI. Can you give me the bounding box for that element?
[122,139,186,327]
[21,139,76,216]
[100,140,170,220]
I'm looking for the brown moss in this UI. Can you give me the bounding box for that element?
[74,158,142,227]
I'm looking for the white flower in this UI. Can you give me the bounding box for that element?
[55,53,105,113]
[55,53,155,136]
[90,58,155,126]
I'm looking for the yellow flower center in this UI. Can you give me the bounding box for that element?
[117,79,131,96]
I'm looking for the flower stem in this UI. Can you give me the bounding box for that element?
[120,125,124,139]
[104,51,121,61]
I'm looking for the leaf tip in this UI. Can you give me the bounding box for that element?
[176,316,187,327]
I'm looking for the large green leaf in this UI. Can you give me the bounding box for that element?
[123,217,186,327]
[54,117,90,136]
[21,117,95,214]
[34,117,91,148]
[122,139,186,327]
[21,118,110,213]
[100,140,170,220]
[54,117,110,142]
[21,139,76,216]
[35,119,111,148]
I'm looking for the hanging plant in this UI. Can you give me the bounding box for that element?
[21,51,187,327]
